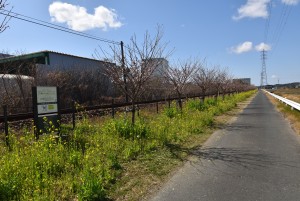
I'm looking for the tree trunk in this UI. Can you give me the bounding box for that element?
[177,93,182,112]
[201,89,206,104]
[131,102,136,125]
[178,99,182,111]
[215,89,219,101]
[200,96,204,104]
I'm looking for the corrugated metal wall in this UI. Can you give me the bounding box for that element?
[48,52,106,71]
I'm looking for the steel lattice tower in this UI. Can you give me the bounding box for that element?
[260,50,268,87]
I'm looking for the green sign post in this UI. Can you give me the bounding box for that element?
[32,86,60,139]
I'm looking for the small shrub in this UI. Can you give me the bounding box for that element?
[79,171,107,201]
[114,119,132,139]
[69,150,83,169]
[0,177,21,201]
[114,119,150,140]
[200,113,214,127]
[205,98,217,106]
[108,153,122,170]
[186,100,207,111]
[164,106,179,118]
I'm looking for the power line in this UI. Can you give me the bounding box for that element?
[7,10,109,40]
[270,4,288,43]
[264,0,273,43]
[0,9,121,45]
[0,9,137,54]
[270,5,292,55]
[0,9,152,60]
[263,2,293,57]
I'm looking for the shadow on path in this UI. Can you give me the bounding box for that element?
[189,147,299,170]
[166,143,299,172]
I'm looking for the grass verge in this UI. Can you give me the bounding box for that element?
[267,92,300,135]
[0,90,257,201]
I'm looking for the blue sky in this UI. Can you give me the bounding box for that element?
[0,0,299,86]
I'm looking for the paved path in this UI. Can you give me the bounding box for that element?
[150,91,300,201]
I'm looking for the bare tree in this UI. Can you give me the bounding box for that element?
[100,26,169,124]
[232,80,256,93]
[0,74,33,110]
[212,67,229,99]
[193,61,216,102]
[141,75,169,100]
[0,0,12,33]
[164,59,198,110]
[36,66,111,109]
[219,72,233,100]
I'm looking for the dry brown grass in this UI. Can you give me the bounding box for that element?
[272,88,300,103]
[266,92,300,135]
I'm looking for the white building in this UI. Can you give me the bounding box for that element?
[233,78,251,85]
[142,58,169,78]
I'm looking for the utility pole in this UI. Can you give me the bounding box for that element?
[260,50,268,88]
[121,41,129,103]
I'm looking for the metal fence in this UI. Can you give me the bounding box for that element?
[264,90,300,111]
[0,91,244,146]
[0,91,237,123]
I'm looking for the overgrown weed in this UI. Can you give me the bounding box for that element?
[0,90,256,200]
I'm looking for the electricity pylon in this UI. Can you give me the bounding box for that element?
[260,50,268,88]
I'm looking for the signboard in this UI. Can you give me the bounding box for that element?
[32,86,60,139]
[37,87,57,103]
[38,104,58,114]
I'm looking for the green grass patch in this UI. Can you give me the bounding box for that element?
[0,90,256,200]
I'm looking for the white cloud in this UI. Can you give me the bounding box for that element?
[49,2,122,31]
[230,41,253,54]
[233,0,271,20]
[282,0,300,5]
[271,75,277,79]
[255,43,272,51]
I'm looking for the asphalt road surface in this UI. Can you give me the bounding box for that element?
[149,90,300,201]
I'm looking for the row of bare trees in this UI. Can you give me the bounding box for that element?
[0,49,252,116]
[101,27,255,124]
[166,61,230,104]
[0,25,254,118]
